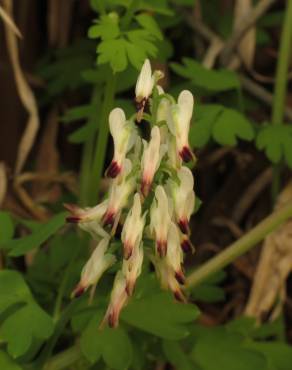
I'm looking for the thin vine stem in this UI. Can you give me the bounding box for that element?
[186,200,292,288]
[271,0,292,199]
[89,74,116,205]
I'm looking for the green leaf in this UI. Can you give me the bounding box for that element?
[2,212,67,256]
[171,58,239,92]
[0,212,14,243]
[0,351,22,370]
[0,270,54,358]
[135,14,163,40]
[97,39,128,73]
[121,292,200,339]
[68,120,97,143]
[256,125,292,167]
[190,104,223,148]
[88,13,120,40]
[212,108,254,146]
[190,105,254,148]
[162,340,193,370]
[81,311,133,369]
[245,342,292,370]
[191,285,225,303]
[191,328,267,370]
[0,270,31,314]
[61,104,94,124]
[1,303,54,358]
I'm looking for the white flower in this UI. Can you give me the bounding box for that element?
[103,159,136,226]
[168,166,195,234]
[168,90,194,162]
[106,108,136,178]
[166,223,185,284]
[121,193,146,259]
[135,59,164,122]
[152,256,186,302]
[150,185,172,257]
[102,271,129,328]
[122,242,144,296]
[72,237,116,297]
[141,126,165,197]
[65,200,109,239]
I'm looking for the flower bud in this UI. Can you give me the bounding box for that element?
[72,237,116,297]
[135,59,163,122]
[150,185,172,257]
[168,90,195,162]
[141,126,161,197]
[122,242,144,296]
[106,108,136,178]
[102,271,129,328]
[103,159,136,227]
[168,166,195,234]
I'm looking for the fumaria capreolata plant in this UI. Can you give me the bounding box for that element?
[65,59,196,327]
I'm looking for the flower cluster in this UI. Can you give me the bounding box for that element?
[65,59,196,327]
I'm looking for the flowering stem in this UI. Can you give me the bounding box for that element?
[90,74,116,204]
[186,200,292,288]
[79,87,101,205]
[271,0,292,199]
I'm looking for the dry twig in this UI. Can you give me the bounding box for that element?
[3,0,40,175]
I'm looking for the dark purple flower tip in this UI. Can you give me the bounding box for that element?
[179,146,194,162]
[178,219,189,234]
[175,270,186,285]
[157,240,167,258]
[181,238,194,253]
[103,211,115,227]
[106,160,121,178]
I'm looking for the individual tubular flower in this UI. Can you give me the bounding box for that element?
[102,271,129,328]
[166,222,185,284]
[168,90,195,162]
[121,193,146,259]
[135,59,163,122]
[64,200,109,240]
[152,256,186,302]
[122,242,144,296]
[168,166,195,234]
[150,185,172,257]
[141,126,161,197]
[72,237,116,297]
[103,159,136,227]
[106,108,136,178]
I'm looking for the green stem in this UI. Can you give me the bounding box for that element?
[43,346,82,370]
[121,0,137,29]
[80,88,101,205]
[89,74,116,205]
[186,200,292,288]
[271,0,292,198]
